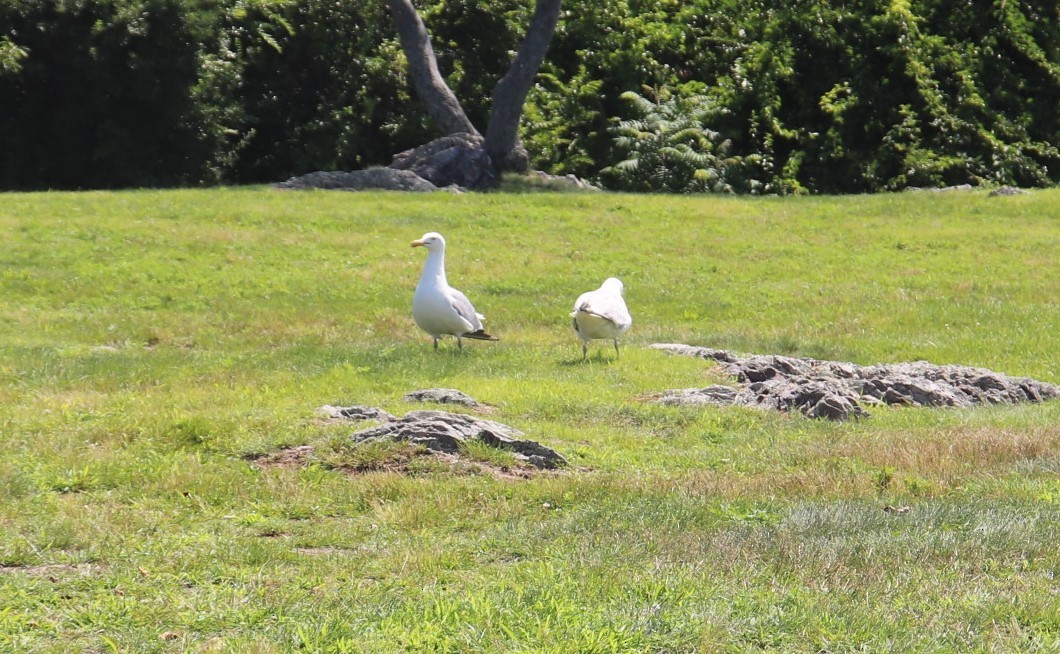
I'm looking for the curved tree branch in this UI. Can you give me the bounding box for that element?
[386,0,479,136]
[484,0,562,171]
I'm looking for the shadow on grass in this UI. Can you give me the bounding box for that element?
[557,355,621,367]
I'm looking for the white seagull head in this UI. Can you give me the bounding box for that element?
[601,277,625,295]
[411,232,446,252]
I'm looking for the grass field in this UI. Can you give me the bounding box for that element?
[1,187,1058,653]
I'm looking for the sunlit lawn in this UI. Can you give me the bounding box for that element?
[1,187,1058,653]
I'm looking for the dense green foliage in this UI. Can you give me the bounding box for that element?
[602,90,751,193]
[0,0,1057,191]
[1,188,1058,651]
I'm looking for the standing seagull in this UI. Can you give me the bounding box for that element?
[411,232,499,350]
[571,277,632,359]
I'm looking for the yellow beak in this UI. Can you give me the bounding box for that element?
[410,239,425,248]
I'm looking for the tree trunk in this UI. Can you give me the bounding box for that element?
[386,0,563,184]
[484,0,562,172]
[385,0,479,137]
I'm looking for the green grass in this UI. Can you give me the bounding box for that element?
[1,187,1058,653]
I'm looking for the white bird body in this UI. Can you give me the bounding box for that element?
[411,232,497,349]
[571,277,632,358]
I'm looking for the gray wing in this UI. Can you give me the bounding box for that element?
[578,291,632,327]
[571,291,591,317]
[446,287,484,331]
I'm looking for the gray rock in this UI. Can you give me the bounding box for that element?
[319,405,397,422]
[275,168,439,192]
[389,132,494,189]
[649,344,740,364]
[744,378,869,420]
[653,379,869,421]
[322,404,566,469]
[654,386,740,407]
[527,170,601,191]
[905,184,975,193]
[403,388,481,407]
[988,186,1029,196]
[651,344,1058,420]
[859,375,963,407]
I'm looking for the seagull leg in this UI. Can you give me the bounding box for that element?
[433,337,439,350]
[582,342,588,360]
[614,339,620,358]
[457,336,463,351]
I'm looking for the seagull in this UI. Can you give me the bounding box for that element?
[411,232,499,350]
[571,277,632,359]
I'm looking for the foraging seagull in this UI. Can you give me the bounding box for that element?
[571,277,632,359]
[411,232,499,350]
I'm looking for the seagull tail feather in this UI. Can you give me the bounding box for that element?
[462,329,499,341]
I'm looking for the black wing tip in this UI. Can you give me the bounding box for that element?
[575,305,605,319]
[463,330,500,341]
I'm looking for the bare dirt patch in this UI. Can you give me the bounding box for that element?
[250,444,315,469]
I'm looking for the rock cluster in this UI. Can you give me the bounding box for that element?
[650,343,1058,421]
[275,133,489,192]
[988,186,1030,196]
[526,170,600,191]
[275,168,440,192]
[323,402,566,469]
[275,133,597,192]
[905,184,975,193]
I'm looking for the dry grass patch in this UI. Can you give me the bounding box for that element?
[847,425,1059,481]
[662,421,1060,501]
